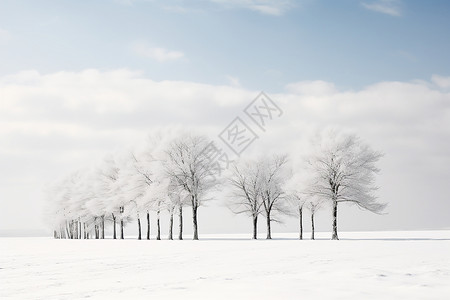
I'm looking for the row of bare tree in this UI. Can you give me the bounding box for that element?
[47,130,386,240]
[228,131,386,240]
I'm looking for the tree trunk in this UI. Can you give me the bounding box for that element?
[120,206,124,239]
[299,207,303,240]
[156,210,161,240]
[178,205,183,240]
[192,205,199,240]
[79,219,82,239]
[146,212,150,240]
[266,213,272,239]
[120,219,124,239]
[168,212,173,240]
[112,213,116,239]
[95,224,99,239]
[66,221,70,239]
[101,215,105,239]
[252,215,258,239]
[311,212,315,240]
[332,200,339,240]
[137,217,141,240]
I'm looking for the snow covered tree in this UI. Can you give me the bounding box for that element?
[306,131,386,240]
[259,155,291,239]
[228,155,290,239]
[286,194,305,240]
[95,154,123,239]
[166,177,189,240]
[129,151,155,240]
[119,151,155,240]
[165,177,190,240]
[305,197,323,240]
[164,134,218,240]
[227,160,264,239]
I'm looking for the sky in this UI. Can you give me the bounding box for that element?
[1,0,450,236]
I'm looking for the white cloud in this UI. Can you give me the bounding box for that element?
[132,42,185,62]
[431,75,450,90]
[286,80,337,96]
[210,0,294,16]
[362,0,402,16]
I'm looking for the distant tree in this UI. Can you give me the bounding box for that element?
[96,155,125,239]
[167,178,189,240]
[228,155,290,240]
[128,149,155,240]
[84,169,110,240]
[164,134,218,240]
[305,197,323,240]
[259,155,291,239]
[122,151,154,240]
[228,160,264,239]
[306,131,386,240]
[286,194,305,240]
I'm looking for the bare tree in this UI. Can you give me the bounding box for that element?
[164,134,218,240]
[94,155,123,239]
[306,131,386,240]
[286,194,305,240]
[259,155,290,239]
[167,177,189,240]
[305,197,323,240]
[156,199,162,240]
[228,160,264,239]
[128,151,155,240]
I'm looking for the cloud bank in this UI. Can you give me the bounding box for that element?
[1,69,449,234]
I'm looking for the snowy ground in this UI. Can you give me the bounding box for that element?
[1,231,449,300]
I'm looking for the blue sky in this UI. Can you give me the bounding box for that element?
[1,0,450,91]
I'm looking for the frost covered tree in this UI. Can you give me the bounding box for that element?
[305,197,323,240]
[123,150,157,240]
[286,194,305,240]
[84,168,112,240]
[165,177,190,240]
[164,134,218,240]
[95,154,127,239]
[147,180,171,240]
[167,178,189,240]
[228,160,264,239]
[306,131,386,240]
[259,155,291,239]
[45,177,71,239]
[228,155,290,239]
[45,169,95,240]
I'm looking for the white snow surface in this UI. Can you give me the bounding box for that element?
[1,231,449,300]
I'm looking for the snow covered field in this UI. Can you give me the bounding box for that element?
[1,231,449,300]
